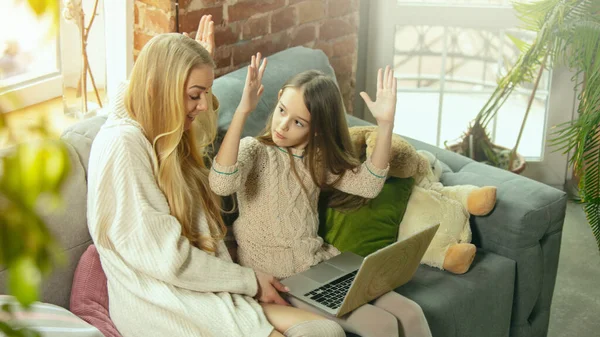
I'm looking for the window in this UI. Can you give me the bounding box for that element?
[0,1,61,110]
[393,24,550,159]
[364,0,575,188]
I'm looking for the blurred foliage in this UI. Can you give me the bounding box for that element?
[1,1,69,335]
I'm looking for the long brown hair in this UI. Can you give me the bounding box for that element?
[125,33,226,253]
[257,70,360,208]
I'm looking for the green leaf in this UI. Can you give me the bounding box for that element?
[8,257,41,307]
[506,33,531,53]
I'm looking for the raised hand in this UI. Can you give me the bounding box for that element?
[183,14,215,58]
[236,53,267,116]
[360,66,397,125]
[254,270,290,306]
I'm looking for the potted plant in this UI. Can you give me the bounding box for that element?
[448,0,600,249]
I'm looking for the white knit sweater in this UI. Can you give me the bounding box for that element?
[209,137,389,279]
[87,97,273,337]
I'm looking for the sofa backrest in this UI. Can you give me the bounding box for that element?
[0,46,351,309]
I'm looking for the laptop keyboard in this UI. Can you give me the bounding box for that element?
[304,270,358,310]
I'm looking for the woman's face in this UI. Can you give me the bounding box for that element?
[184,65,214,131]
[271,88,311,149]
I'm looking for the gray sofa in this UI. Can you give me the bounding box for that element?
[0,46,567,337]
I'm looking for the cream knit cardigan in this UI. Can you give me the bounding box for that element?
[87,91,273,337]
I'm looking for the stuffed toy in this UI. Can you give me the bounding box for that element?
[398,150,496,274]
[348,126,430,179]
[346,126,497,274]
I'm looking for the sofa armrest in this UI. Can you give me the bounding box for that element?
[406,137,567,337]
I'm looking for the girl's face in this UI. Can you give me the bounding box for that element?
[184,65,214,131]
[271,87,311,149]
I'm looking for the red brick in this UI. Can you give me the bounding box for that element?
[215,65,235,78]
[134,31,155,51]
[320,18,354,40]
[145,8,175,33]
[296,0,325,24]
[271,7,296,34]
[328,0,357,18]
[313,40,333,58]
[180,7,224,33]
[180,0,226,10]
[215,23,239,46]
[232,40,263,66]
[134,3,142,26]
[214,46,232,68]
[137,0,173,13]
[336,72,351,89]
[179,0,192,10]
[330,55,354,76]
[332,35,357,57]
[228,0,285,22]
[232,33,289,66]
[291,25,316,46]
[242,15,269,40]
[271,31,292,54]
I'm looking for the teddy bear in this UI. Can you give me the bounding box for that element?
[346,126,497,274]
[348,126,430,179]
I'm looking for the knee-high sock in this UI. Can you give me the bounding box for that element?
[372,291,432,337]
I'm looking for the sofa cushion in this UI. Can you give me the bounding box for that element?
[396,250,516,337]
[70,245,122,337]
[319,177,415,257]
[0,295,105,337]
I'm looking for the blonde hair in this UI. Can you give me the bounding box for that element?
[125,33,225,253]
[257,70,360,209]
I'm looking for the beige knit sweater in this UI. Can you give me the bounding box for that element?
[209,137,389,279]
[87,88,273,337]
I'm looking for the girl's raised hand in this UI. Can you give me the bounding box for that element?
[237,53,267,116]
[360,66,397,125]
[183,15,215,58]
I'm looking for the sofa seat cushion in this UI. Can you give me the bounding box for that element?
[70,244,122,337]
[395,250,516,337]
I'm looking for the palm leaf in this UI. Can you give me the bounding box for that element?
[507,33,532,53]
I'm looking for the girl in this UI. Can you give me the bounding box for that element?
[86,16,345,337]
[209,55,432,337]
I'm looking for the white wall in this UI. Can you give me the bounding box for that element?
[103,0,133,103]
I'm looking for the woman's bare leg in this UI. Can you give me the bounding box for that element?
[261,303,331,332]
[287,296,399,337]
[261,303,345,337]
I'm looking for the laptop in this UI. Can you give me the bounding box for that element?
[281,223,439,317]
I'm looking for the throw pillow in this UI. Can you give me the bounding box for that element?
[319,177,415,257]
[0,295,104,337]
[70,244,122,337]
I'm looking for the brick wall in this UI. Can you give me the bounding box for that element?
[134,1,176,53]
[134,0,359,113]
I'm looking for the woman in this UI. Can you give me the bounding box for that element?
[86,16,344,337]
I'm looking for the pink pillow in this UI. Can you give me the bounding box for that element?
[70,244,122,337]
